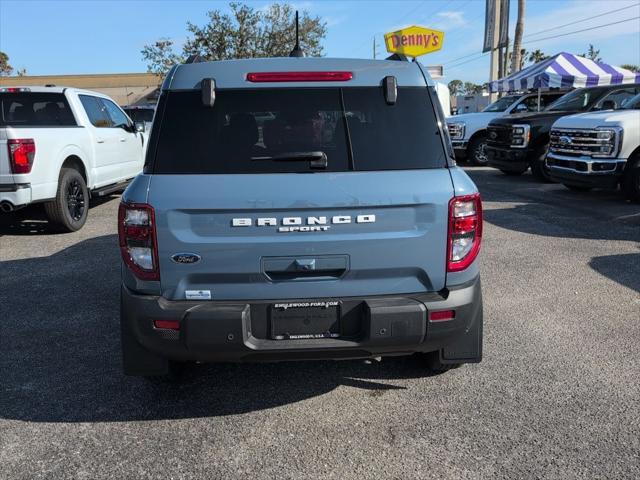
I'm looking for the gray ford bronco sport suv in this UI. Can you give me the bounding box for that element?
[119,57,484,377]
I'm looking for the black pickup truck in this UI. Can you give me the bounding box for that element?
[485,84,640,181]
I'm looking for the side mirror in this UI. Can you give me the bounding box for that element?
[134,121,145,133]
[514,103,528,112]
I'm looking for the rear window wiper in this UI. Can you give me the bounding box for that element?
[251,151,328,169]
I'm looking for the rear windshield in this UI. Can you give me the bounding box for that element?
[0,92,76,126]
[149,87,447,174]
[124,108,155,123]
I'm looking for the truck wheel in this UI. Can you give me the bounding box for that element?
[621,156,640,203]
[563,184,592,192]
[468,135,488,166]
[530,145,553,183]
[44,168,89,232]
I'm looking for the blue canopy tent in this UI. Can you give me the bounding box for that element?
[489,52,640,93]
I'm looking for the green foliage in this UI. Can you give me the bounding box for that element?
[448,79,463,96]
[141,39,183,76]
[527,49,549,65]
[621,64,639,73]
[0,51,13,76]
[142,2,327,75]
[581,44,602,62]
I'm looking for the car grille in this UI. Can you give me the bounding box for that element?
[486,125,511,146]
[549,129,613,157]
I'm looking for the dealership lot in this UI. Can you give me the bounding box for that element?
[1,167,639,479]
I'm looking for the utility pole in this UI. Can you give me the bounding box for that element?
[373,36,380,59]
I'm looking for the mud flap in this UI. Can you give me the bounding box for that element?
[120,289,171,376]
[440,297,483,364]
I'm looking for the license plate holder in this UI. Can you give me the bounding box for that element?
[270,301,340,340]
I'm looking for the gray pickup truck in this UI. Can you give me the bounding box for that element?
[118,56,484,377]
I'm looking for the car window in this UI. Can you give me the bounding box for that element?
[593,88,638,110]
[0,93,77,126]
[101,98,131,128]
[516,94,563,112]
[621,93,640,109]
[150,87,446,174]
[124,108,154,123]
[483,95,520,112]
[546,87,610,112]
[79,95,112,128]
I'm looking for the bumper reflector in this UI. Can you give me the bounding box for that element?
[429,310,456,322]
[153,320,180,330]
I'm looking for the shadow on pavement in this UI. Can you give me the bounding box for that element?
[589,252,640,293]
[0,196,118,236]
[0,235,433,424]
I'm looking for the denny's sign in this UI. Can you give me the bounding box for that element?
[384,26,444,57]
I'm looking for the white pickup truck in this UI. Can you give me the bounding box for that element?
[447,91,565,165]
[547,92,640,202]
[0,86,146,231]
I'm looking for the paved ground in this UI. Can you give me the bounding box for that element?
[1,167,639,480]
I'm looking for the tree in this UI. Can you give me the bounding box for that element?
[16,68,27,76]
[527,49,548,64]
[448,79,463,96]
[0,51,13,76]
[463,81,476,94]
[621,64,639,72]
[581,44,602,62]
[511,0,526,73]
[142,2,327,75]
[141,39,184,76]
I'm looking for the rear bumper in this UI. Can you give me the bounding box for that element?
[0,183,31,208]
[486,145,530,171]
[547,154,625,189]
[121,276,483,365]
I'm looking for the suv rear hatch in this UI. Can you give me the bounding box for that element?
[146,83,454,301]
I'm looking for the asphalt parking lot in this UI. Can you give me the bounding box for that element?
[1,167,639,480]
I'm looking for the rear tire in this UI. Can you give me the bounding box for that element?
[468,135,488,166]
[44,168,89,232]
[563,184,592,192]
[621,155,640,203]
[530,145,553,183]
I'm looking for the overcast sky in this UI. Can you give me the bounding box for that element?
[1,0,639,84]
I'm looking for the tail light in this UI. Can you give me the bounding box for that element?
[8,139,36,174]
[118,203,159,280]
[246,71,353,82]
[447,193,483,272]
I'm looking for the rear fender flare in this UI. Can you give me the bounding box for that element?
[56,145,92,187]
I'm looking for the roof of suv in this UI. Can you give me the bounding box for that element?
[163,57,434,91]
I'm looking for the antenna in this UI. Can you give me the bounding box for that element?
[289,11,306,57]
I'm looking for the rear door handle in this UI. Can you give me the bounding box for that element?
[120,138,126,142]
[96,138,105,144]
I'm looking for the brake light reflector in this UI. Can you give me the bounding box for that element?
[8,139,36,174]
[429,310,456,322]
[118,203,159,280]
[447,193,482,272]
[153,320,180,330]
[246,71,353,82]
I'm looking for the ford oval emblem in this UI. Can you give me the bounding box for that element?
[171,253,201,264]
[559,135,572,145]
[489,131,498,140]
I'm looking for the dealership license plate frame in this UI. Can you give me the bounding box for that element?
[269,301,341,340]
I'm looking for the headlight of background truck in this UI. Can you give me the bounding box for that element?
[510,124,530,148]
[447,122,466,140]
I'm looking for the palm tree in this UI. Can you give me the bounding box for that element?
[528,49,548,64]
[621,64,639,72]
[511,0,526,73]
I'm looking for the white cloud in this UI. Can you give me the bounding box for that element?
[435,11,467,29]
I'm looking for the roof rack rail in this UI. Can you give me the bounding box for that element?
[185,55,204,64]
